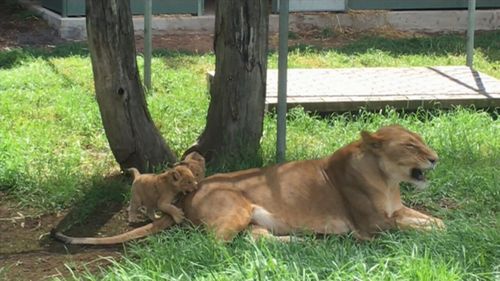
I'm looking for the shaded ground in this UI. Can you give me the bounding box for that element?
[0,193,131,281]
[0,0,64,50]
[0,0,425,53]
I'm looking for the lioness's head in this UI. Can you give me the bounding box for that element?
[361,125,438,189]
[161,165,198,193]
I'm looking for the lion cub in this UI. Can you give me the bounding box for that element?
[127,165,198,224]
[176,151,206,182]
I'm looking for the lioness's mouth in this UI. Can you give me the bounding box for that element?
[411,168,426,181]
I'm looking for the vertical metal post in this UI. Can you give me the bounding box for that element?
[197,0,203,16]
[62,0,67,17]
[466,0,476,68]
[144,0,152,91]
[276,0,289,163]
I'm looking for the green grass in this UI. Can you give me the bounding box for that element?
[270,31,500,78]
[1,31,499,280]
[68,223,498,281]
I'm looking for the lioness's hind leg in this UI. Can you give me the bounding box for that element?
[213,215,252,241]
[250,226,301,242]
[195,190,253,242]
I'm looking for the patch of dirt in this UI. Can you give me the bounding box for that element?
[406,197,458,215]
[0,0,426,53]
[136,33,215,53]
[0,1,64,50]
[1,249,120,281]
[0,195,133,281]
[439,197,460,210]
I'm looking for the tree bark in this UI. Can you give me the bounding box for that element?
[190,0,269,166]
[86,0,176,172]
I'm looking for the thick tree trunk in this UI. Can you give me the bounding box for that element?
[191,0,268,165]
[86,0,176,172]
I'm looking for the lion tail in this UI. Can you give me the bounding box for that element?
[51,216,174,245]
[127,167,141,179]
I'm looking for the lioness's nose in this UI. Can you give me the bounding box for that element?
[429,158,438,165]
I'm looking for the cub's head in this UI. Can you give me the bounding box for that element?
[361,125,438,189]
[161,165,198,193]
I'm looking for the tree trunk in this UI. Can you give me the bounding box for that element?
[190,0,269,166]
[86,0,176,172]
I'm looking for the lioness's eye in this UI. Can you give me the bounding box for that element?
[405,143,417,149]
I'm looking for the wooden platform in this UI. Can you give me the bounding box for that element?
[209,66,500,112]
[267,66,500,111]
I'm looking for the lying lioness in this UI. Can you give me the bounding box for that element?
[53,125,444,244]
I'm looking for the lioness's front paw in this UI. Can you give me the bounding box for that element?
[418,217,446,231]
[431,218,446,230]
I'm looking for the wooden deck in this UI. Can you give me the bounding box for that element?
[208,66,500,112]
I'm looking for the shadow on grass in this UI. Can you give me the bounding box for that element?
[43,173,134,252]
[2,31,498,70]
[277,104,500,126]
[205,150,265,175]
[0,42,207,70]
[287,31,500,64]
[0,42,90,69]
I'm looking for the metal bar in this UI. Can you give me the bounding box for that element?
[144,0,152,91]
[197,0,203,16]
[466,0,476,68]
[62,0,67,17]
[276,0,289,163]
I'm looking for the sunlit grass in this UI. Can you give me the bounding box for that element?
[269,31,500,78]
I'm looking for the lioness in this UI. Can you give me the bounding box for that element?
[53,125,444,244]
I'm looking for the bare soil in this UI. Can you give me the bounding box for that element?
[0,0,421,53]
[0,1,64,50]
[0,193,133,281]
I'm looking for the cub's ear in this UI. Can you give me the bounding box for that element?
[170,170,181,182]
[361,131,383,149]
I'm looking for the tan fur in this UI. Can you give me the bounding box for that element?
[53,125,444,244]
[127,165,198,224]
[52,165,197,245]
[185,125,443,241]
[51,216,174,245]
[52,158,204,245]
[175,151,206,182]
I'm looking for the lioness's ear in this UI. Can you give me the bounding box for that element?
[361,131,382,149]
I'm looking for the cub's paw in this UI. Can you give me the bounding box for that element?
[172,209,185,224]
[182,184,198,194]
[128,214,142,224]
